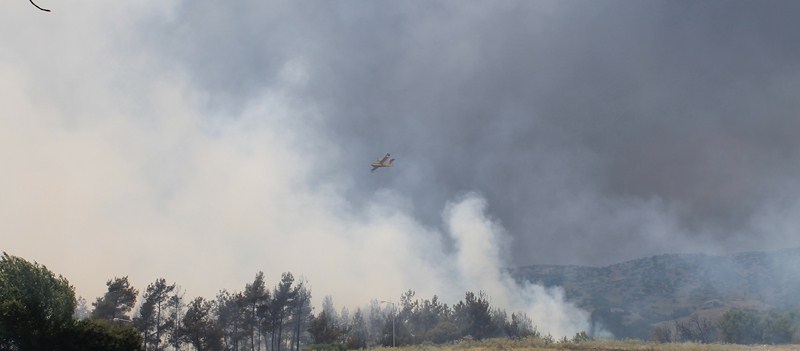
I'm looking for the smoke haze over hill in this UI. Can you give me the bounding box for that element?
[3,0,800,338]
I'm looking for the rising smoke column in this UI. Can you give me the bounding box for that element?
[443,193,606,338]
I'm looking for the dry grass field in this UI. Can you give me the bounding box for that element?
[368,338,800,351]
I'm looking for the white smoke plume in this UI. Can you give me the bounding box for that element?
[0,2,605,339]
[444,195,605,338]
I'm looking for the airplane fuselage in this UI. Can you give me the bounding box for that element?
[371,153,394,172]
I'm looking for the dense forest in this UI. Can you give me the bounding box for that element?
[1,252,538,351]
[3,252,800,350]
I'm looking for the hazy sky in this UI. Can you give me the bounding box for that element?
[3,1,800,316]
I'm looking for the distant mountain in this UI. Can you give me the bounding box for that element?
[510,248,800,339]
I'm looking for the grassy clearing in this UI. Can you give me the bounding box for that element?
[367,337,799,351]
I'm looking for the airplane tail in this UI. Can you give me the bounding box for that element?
[388,158,395,166]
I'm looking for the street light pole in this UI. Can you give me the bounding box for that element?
[380,300,396,347]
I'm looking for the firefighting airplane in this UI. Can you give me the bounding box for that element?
[371,153,395,172]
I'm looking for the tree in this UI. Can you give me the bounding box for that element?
[677,315,715,343]
[135,278,176,351]
[309,310,345,345]
[426,318,460,344]
[271,272,297,351]
[181,297,223,351]
[505,313,536,339]
[397,290,417,344]
[345,309,368,349]
[74,296,91,320]
[454,291,496,340]
[718,309,759,344]
[759,311,793,344]
[243,272,269,351]
[165,287,186,351]
[322,296,338,322]
[366,300,385,347]
[288,280,313,351]
[0,252,76,350]
[91,276,138,322]
[217,290,247,351]
[651,324,675,343]
[413,295,448,343]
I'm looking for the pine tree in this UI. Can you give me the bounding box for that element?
[216,290,247,351]
[91,276,138,322]
[134,278,175,351]
[243,272,269,351]
[181,297,223,351]
[346,308,368,349]
[288,280,313,351]
[271,272,296,351]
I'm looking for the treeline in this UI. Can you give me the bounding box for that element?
[1,252,542,351]
[310,290,539,348]
[116,272,313,351]
[119,275,540,350]
[651,308,800,344]
[718,309,800,344]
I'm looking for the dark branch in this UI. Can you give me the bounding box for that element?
[30,0,50,12]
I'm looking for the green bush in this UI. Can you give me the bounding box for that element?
[0,252,75,350]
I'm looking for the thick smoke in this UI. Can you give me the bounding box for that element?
[129,0,800,268]
[1,3,597,336]
[6,1,799,340]
[444,195,604,337]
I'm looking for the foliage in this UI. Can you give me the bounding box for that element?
[134,278,176,351]
[289,280,314,351]
[0,252,144,351]
[91,276,138,321]
[0,252,76,350]
[369,336,774,351]
[62,318,144,351]
[513,248,800,340]
[310,309,347,344]
[180,296,223,351]
[271,272,298,351]
[651,324,675,343]
[674,315,716,343]
[243,271,269,351]
[571,331,592,343]
[717,308,800,345]
[345,308,368,349]
[215,289,245,349]
[454,291,497,340]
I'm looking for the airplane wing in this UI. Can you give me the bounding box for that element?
[371,153,392,172]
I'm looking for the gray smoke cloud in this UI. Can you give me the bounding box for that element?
[2,0,799,337]
[141,0,800,266]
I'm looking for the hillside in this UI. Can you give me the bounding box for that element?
[511,248,800,339]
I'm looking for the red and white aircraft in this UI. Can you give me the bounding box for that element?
[371,153,395,172]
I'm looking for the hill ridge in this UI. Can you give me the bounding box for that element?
[510,247,800,339]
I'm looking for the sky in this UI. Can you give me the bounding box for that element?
[2,0,800,336]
